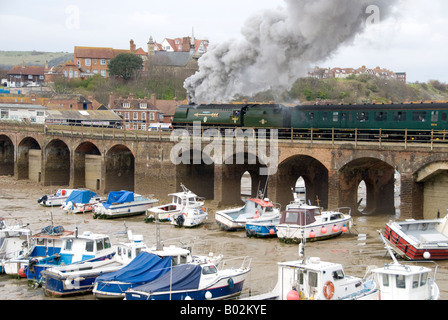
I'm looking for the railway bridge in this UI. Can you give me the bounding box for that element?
[1,122,448,220]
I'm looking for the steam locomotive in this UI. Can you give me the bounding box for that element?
[172,102,448,141]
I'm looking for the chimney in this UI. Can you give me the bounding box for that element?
[150,93,157,107]
[147,36,155,56]
[109,92,115,109]
[130,39,136,53]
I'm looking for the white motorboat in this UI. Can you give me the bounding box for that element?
[0,218,33,274]
[245,243,379,300]
[277,192,352,243]
[93,191,158,219]
[216,197,281,231]
[145,184,207,227]
[37,189,75,207]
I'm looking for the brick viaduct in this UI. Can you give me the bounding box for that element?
[1,123,448,220]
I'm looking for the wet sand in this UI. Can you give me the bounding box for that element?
[0,175,447,300]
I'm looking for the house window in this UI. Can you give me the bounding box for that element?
[28,75,33,80]
[100,59,106,65]
[133,112,139,120]
[77,60,81,68]
[85,58,91,66]
[123,103,130,108]
[125,112,129,119]
[74,71,78,78]
[140,103,147,109]
[142,112,146,120]
[100,70,106,77]
[39,75,44,80]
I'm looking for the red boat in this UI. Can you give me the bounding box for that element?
[384,214,448,260]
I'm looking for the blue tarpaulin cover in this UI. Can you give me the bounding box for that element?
[132,264,202,293]
[64,190,97,205]
[102,191,134,209]
[95,252,171,284]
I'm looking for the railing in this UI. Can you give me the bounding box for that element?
[1,121,447,150]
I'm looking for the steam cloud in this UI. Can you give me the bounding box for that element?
[184,0,398,104]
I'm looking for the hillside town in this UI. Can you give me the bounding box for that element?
[0,35,208,130]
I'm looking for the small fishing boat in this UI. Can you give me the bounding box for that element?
[145,184,207,226]
[61,189,105,214]
[245,244,379,300]
[125,256,251,300]
[276,192,352,243]
[0,218,33,274]
[3,225,73,277]
[216,197,281,231]
[92,245,197,299]
[25,230,115,286]
[383,212,448,260]
[93,191,158,219]
[370,232,440,300]
[40,229,148,297]
[37,189,75,207]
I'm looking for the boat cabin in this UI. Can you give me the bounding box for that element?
[372,263,437,300]
[115,234,147,264]
[57,232,112,265]
[280,207,346,226]
[245,198,275,217]
[147,245,193,267]
[277,257,376,300]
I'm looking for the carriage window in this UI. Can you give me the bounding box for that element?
[333,112,339,122]
[393,112,407,121]
[412,112,426,122]
[431,111,439,122]
[322,112,328,121]
[308,112,314,120]
[442,113,447,121]
[375,112,387,121]
[357,112,369,122]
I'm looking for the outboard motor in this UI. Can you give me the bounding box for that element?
[37,195,48,204]
[175,214,185,227]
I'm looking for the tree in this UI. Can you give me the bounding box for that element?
[108,53,142,80]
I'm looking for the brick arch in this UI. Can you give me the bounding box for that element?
[44,139,70,186]
[0,134,15,176]
[17,137,41,181]
[105,144,135,192]
[339,157,396,216]
[73,141,102,190]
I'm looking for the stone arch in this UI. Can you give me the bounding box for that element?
[17,137,41,181]
[105,144,135,192]
[74,141,101,190]
[44,139,70,186]
[339,157,395,216]
[274,155,328,209]
[175,149,215,201]
[0,134,14,176]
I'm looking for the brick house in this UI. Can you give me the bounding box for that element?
[7,62,45,87]
[73,46,130,78]
[45,60,84,82]
[45,94,93,110]
[108,93,162,130]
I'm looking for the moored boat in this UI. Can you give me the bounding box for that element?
[383,213,448,260]
[3,225,73,277]
[125,256,251,300]
[145,184,207,226]
[25,230,115,286]
[41,230,147,297]
[61,189,105,214]
[216,197,280,231]
[0,218,33,274]
[277,192,352,243]
[93,191,158,219]
[37,189,75,207]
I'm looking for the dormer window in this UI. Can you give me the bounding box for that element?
[123,103,130,108]
[140,103,147,109]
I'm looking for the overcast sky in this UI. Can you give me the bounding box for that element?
[1,0,447,83]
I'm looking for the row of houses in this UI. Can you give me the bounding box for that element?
[5,34,208,87]
[308,66,407,83]
[0,92,184,131]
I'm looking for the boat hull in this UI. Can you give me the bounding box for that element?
[245,222,278,238]
[125,274,247,301]
[94,201,157,219]
[277,219,351,243]
[384,225,448,260]
[215,212,246,231]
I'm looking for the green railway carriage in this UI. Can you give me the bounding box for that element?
[290,103,448,131]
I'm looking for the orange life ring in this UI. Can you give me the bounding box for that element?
[323,281,335,300]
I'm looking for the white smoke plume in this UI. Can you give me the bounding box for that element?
[184,0,399,104]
